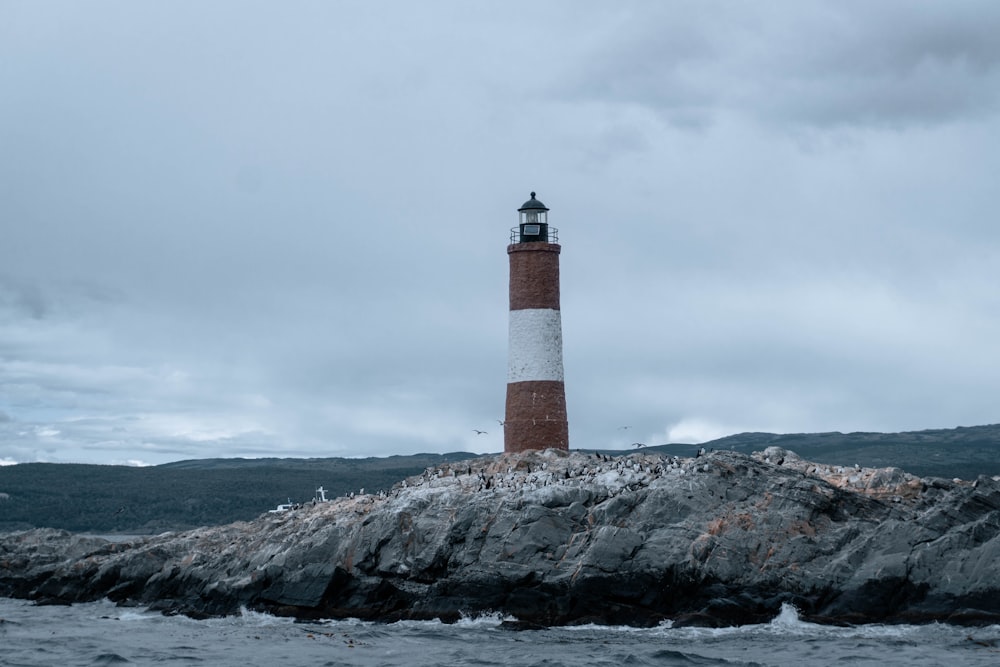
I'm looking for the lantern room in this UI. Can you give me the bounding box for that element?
[513,192,557,243]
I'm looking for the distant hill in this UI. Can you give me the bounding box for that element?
[593,425,1000,480]
[1,424,998,533]
[689,423,1000,479]
[0,451,475,534]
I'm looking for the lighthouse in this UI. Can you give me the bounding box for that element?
[504,192,569,453]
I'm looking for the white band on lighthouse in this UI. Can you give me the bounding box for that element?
[507,308,564,383]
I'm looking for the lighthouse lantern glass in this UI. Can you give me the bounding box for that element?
[519,210,547,225]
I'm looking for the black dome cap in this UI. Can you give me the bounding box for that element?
[518,191,549,212]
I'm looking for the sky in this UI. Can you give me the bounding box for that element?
[2,1,1000,466]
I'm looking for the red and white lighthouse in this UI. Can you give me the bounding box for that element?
[504,192,569,453]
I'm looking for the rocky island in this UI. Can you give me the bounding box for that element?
[2,447,999,627]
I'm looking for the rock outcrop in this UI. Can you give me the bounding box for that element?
[2,448,999,626]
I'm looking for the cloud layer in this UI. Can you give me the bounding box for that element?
[2,1,999,464]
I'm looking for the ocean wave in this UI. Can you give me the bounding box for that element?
[456,610,517,627]
[232,605,296,627]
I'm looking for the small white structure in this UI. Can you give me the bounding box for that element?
[268,498,295,513]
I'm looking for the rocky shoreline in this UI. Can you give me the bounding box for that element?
[2,448,999,627]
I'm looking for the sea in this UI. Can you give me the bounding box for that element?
[1,598,998,667]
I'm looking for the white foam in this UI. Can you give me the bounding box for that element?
[455,611,517,627]
[115,609,160,622]
[768,602,814,632]
[764,604,924,640]
[234,606,296,627]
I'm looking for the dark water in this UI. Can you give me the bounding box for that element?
[1,598,998,667]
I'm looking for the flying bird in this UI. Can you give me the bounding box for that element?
[473,429,488,435]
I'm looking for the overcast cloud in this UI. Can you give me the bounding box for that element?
[2,1,999,465]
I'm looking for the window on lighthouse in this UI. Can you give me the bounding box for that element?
[523,224,541,235]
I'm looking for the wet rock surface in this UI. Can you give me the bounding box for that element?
[2,448,999,626]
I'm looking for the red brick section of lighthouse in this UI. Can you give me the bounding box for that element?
[504,239,570,453]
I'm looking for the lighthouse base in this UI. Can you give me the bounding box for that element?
[503,380,569,453]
